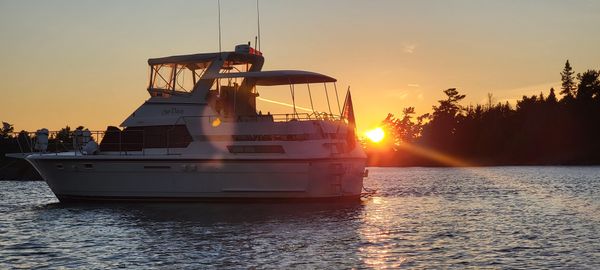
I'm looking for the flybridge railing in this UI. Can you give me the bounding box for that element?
[6,130,146,156]
[267,112,343,122]
[9,130,93,153]
[177,112,343,124]
[7,128,190,156]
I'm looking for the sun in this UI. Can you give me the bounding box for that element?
[365,127,385,143]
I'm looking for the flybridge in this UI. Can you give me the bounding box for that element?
[147,45,265,96]
[140,44,352,124]
[17,42,367,203]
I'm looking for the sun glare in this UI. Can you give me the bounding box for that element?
[366,127,385,143]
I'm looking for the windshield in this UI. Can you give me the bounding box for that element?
[148,62,211,96]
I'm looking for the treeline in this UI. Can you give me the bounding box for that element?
[367,60,600,166]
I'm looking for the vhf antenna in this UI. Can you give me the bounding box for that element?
[217,0,222,55]
[256,0,261,51]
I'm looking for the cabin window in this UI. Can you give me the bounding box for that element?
[99,125,193,151]
[227,145,285,154]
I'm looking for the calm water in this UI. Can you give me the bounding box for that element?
[1,167,600,269]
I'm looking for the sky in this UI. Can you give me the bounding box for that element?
[1,0,599,133]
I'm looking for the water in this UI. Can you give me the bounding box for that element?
[1,167,600,269]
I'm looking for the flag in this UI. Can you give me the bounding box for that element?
[341,88,355,128]
[341,88,357,150]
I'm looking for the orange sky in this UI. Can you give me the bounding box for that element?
[1,1,599,134]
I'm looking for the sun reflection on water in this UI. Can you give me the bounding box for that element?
[358,197,409,269]
[394,141,600,222]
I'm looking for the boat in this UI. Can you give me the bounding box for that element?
[23,44,367,202]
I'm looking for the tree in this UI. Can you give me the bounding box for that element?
[56,126,71,143]
[380,107,430,149]
[432,88,466,118]
[486,93,494,110]
[546,87,558,104]
[398,107,417,143]
[419,88,467,153]
[575,69,600,101]
[560,60,576,99]
[1,122,14,139]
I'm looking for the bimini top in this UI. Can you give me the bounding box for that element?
[202,70,337,86]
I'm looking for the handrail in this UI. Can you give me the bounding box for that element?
[7,129,146,156]
[6,112,347,157]
[175,112,343,124]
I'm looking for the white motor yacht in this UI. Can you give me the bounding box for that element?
[24,44,367,202]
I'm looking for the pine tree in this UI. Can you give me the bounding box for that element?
[546,87,558,104]
[433,88,466,117]
[560,60,576,98]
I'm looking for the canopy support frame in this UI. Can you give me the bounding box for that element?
[307,84,315,114]
[334,82,341,115]
[324,83,333,117]
[289,79,297,119]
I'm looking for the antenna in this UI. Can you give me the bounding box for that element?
[256,0,261,51]
[218,0,222,54]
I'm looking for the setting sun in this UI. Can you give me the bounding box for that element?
[365,127,385,143]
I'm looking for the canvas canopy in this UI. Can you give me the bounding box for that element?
[201,70,337,86]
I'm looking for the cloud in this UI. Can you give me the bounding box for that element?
[386,89,424,101]
[402,43,417,54]
[389,91,409,100]
[407,83,420,88]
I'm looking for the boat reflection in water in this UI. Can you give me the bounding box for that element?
[41,200,365,224]
[33,199,368,268]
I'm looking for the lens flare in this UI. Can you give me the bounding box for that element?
[365,127,385,143]
[211,118,221,127]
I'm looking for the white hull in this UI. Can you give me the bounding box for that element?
[27,157,365,202]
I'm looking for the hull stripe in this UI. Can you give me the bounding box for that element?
[28,157,366,163]
[56,194,362,203]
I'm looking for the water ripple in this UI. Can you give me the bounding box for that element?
[1,167,600,268]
